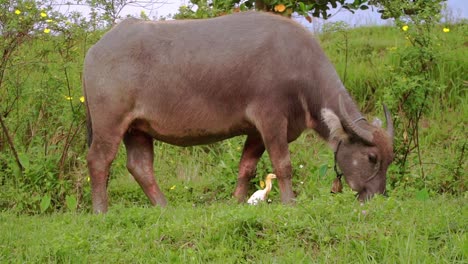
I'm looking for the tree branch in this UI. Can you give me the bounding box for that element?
[0,114,23,174]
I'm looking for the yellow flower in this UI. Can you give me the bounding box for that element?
[40,12,47,18]
[79,96,85,103]
[65,96,72,100]
[402,25,409,31]
[44,28,51,34]
[443,27,450,33]
[170,185,176,190]
[45,19,53,23]
[87,176,90,182]
[15,9,21,15]
[274,4,286,13]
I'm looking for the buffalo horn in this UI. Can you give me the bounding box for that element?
[383,104,394,141]
[339,95,374,144]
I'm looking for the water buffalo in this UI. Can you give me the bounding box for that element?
[83,11,394,213]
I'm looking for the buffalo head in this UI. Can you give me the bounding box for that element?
[322,98,394,201]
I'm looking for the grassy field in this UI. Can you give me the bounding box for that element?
[1,194,466,262]
[0,18,466,262]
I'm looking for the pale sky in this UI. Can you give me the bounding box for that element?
[142,0,468,23]
[55,0,467,28]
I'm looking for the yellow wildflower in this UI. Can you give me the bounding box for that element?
[274,4,286,13]
[87,176,90,182]
[443,27,450,33]
[79,96,85,103]
[40,12,47,17]
[65,96,72,100]
[402,25,409,31]
[45,19,53,23]
[15,9,21,15]
[170,185,176,190]
[44,28,51,34]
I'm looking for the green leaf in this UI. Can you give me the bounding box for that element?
[298,2,307,13]
[240,3,248,11]
[40,194,51,213]
[415,188,429,201]
[319,164,328,178]
[66,195,78,212]
[219,160,227,168]
[18,152,30,171]
[359,5,369,10]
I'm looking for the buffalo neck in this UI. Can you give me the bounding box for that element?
[310,79,365,140]
[265,178,273,194]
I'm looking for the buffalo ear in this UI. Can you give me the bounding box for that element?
[321,108,349,150]
[372,117,383,127]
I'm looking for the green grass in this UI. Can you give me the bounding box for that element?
[319,23,467,110]
[1,194,466,262]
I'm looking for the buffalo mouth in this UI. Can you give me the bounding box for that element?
[357,189,387,201]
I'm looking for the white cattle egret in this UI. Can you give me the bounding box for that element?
[247,173,277,205]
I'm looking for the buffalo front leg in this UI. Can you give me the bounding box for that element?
[258,120,295,204]
[265,140,294,204]
[233,135,265,202]
[124,130,167,207]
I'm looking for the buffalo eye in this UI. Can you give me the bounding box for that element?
[368,153,377,164]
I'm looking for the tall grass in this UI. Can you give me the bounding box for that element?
[320,23,467,110]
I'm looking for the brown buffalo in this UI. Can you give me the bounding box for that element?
[83,11,394,213]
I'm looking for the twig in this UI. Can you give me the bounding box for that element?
[454,142,466,179]
[0,115,23,174]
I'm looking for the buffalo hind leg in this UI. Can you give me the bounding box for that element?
[233,135,265,202]
[124,130,167,207]
[87,136,121,214]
